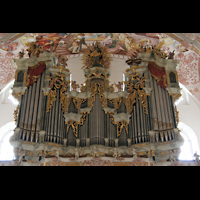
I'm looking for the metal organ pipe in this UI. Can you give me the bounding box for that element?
[47,103,52,142]
[50,101,56,142]
[19,89,28,139]
[153,77,162,125]
[36,72,45,132]
[30,76,41,142]
[23,85,32,140]
[133,105,137,144]
[57,101,62,144]
[136,91,141,143]
[27,82,37,134]
[161,87,170,141]
[158,84,166,126]
[149,74,158,130]
[17,95,23,128]
[165,90,173,127]
[139,97,144,142]
[54,89,60,143]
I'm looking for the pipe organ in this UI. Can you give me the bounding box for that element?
[10,44,184,165]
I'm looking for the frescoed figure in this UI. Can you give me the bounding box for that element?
[2,42,19,51]
[67,34,86,53]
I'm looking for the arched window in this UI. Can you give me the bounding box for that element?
[0,122,15,161]
[169,72,176,83]
[17,71,24,82]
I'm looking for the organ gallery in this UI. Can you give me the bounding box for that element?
[9,39,184,166]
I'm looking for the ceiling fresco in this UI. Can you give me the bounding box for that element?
[0,33,200,102]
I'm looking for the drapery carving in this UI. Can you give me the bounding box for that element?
[26,61,46,87]
[147,61,168,89]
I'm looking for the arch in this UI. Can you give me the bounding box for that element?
[0,121,16,161]
[178,122,199,160]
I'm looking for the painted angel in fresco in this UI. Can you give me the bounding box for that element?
[67,33,87,53]
[101,34,126,54]
[2,42,19,51]
[37,36,62,52]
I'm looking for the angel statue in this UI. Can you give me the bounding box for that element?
[74,147,81,161]
[111,148,119,160]
[91,146,99,157]
[114,81,123,92]
[193,151,200,164]
[169,154,176,166]
[53,149,60,158]
[18,150,26,165]
[71,81,79,91]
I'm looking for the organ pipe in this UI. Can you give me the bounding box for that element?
[36,72,45,131]
[149,75,158,130]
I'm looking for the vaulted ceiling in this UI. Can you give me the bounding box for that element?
[0,33,200,102]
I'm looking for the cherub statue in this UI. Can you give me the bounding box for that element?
[114,81,123,92]
[74,147,81,161]
[18,150,26,164]
[71,81,79,91]
[111,148,119,160]
[53,149,60,158]
[169,153,176,166]
[168,50,175,59]
[193,151,200,164]
[91,146,99,157]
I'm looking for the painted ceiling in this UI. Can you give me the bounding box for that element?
[0,33,200,102]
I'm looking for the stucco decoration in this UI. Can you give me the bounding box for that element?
[0,33,200,102]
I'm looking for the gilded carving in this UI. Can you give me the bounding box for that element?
[66,120,79,137]
[27,151,35,156]
[175,105,179,125]
[47,89,57,112]
[124,65,148,115]
[46,68,70,113]
[116,120,128,137]
[169,93,182,103]
[108,97,123,111]
[13,105,19,122]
